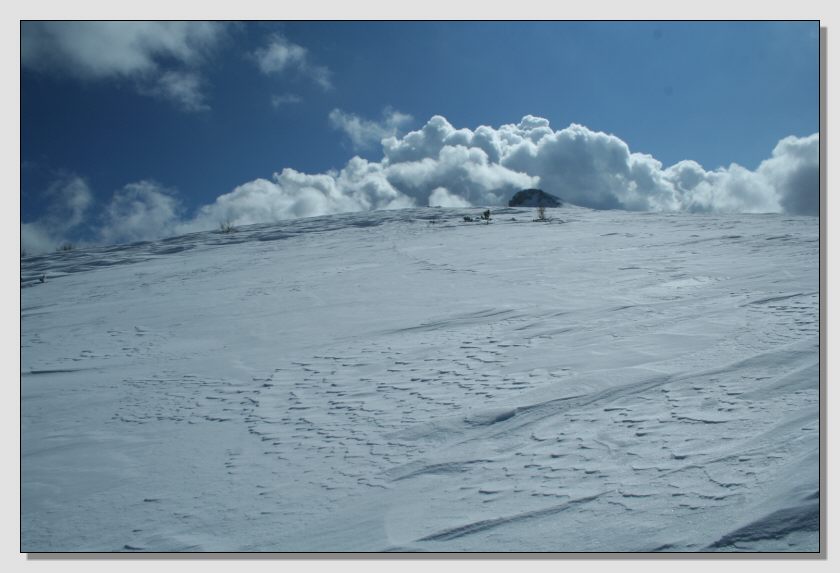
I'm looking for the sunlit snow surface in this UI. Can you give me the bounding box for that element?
[21,206,819,552]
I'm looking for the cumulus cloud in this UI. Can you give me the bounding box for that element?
[329,108,414,151]
[180,115,817,229]
[22,115,818,254]
[384,143,536,206]
[428,187,471,208]
[21,176,94,254]
[759,134,819,216]
[253,35,332,90]
[379,114,818,215]
[21,21,226,111]
[187,158,415,231]
[184,114,537,228]
[661,134,818,216]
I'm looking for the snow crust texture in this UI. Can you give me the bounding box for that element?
[21,206,819,552]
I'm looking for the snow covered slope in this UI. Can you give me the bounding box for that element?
[20,206,820,552]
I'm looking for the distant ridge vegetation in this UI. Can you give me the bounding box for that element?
[508,189,563,208]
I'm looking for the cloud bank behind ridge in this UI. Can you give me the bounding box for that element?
[21,114,818,254]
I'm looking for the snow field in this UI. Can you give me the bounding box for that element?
[21,206,819,552]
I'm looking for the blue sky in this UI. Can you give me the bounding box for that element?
[20,21,819,251]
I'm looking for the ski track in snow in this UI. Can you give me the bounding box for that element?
[21,206,819,552]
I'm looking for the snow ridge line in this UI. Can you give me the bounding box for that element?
[416,491,610,542]
[704,499,819,549]
[474,374,675,441]
[389,459,495,481]
[382,308,521,335]
[740,291,818,307]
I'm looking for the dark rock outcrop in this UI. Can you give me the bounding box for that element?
[508,189,563,208]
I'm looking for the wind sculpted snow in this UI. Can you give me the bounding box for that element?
[20,206,819,552]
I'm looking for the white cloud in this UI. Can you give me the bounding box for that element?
[20,176,94,255]
[253,36,306,74]
[21,22,226,111]
[382,115,473,164]
[662,134,819,215]
[253,35,332,90]
[21,223,57,256]
[51,176,94,227]
[141,70,209,112]
[271,93,303,107]
[379,115,817,214]
[329,108,414,150]
[171,115,817,231]
[384,143,536,207]
[98,181,183,245]
[184,108,537,229]
[429,187,471,208]
[187,158,415,230]
[759,133,819,216]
